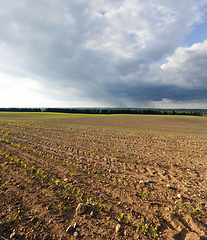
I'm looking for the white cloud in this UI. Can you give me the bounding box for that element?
[160,39,207,88]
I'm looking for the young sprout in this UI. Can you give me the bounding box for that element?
[86,197,93,205]
[54,179,60,185]
[117,213,125,220]
[142,222,151,235]
[151,228,159,239]
[126,216,131,224]
[99,203,106,211]
[136,222,142,233]
[193,208,202,215]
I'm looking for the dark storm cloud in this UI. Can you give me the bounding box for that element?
[111,84,207,102]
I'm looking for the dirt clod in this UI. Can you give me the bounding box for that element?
[74,231,79,238]
[185,232,200,240]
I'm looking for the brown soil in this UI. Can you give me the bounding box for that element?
[0,114,207,239]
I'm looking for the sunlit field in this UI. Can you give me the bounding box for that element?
[0,113,206,239]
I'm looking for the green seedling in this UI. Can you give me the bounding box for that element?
[57,204,62,212]
[0,181,10,192]
[76,188,84,199]
[74,165,79,170]
[117,213,125,220]
[142,190,150,198]
[86,197,93,205]
[55,179,60,185]
[193,208,202,215]
[0,138,9,143]
[136,222,142,233]
[14,210,22,220]
[14,159,19,164]
[151,228,159,239]
[113,179,117,185]
[1,219,10,225]
[142,222,151,235]
[99,203,106,211]
[63,206,67,211]
[40,171,47,179]
[126,216,131,223]
[176,201,185,209]
[72,187,76,194]
[127,151,134,155]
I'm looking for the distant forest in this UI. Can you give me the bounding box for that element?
[43,108,207,116]
[1,108,205,116]
[0,108,41,112]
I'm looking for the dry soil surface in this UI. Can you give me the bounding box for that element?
[0,114,207,239]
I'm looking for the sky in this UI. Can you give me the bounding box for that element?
[0,0,207,109]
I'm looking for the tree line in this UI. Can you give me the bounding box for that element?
[0,108,206,116]
[43,108,206,116]
[0,108,41,112]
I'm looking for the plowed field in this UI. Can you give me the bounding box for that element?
[0,113,207,240]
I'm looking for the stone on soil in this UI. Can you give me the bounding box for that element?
[66,225,73,233]
[10,229,20,239]
[73,222,78,229]
[115,224,121,233]
[76,203,87,215]
[74,231,79,238]
[177,194,183,198]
